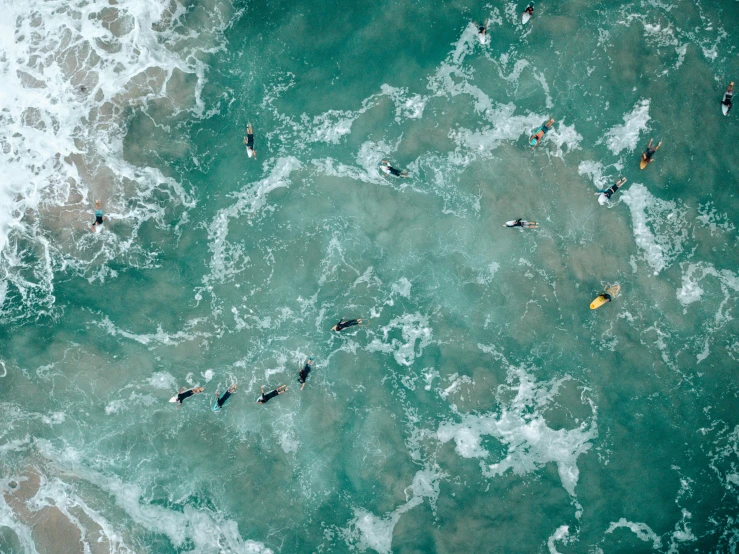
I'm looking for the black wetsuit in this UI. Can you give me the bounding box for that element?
[600,183,622,199]
[258,389,280,404]
[94,210,104,226]
[334,319,359,331]
[247,133,254,149]
[298,364,311,384]
[388,166,402,176]
[723,92,733,112]
[217,390,232,408]
[177,389,194,404]
[645,148,656,161]
[478,26,486,34]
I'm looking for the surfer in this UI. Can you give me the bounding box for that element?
[331,318,365,332]
[530,119,554,147]
[380,160,409,178]
[214,384,237,409]
[176,386,204,408]
[523,3,534,18]
[595,177,627,204]
[298,356,313,390]
[257,384,288,404]
[722,82,733,114]
[641,138,661,165]
[90,200,106,231]
[504,219,537,228]
[244,123,256,159]
[475,20,488,37]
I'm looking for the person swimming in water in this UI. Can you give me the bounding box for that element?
[380,160,408,178]
[530,118,554,147]
[298,356,313,390]
[722,82,734,114]
[523,3,534,17]
[91,200,106,231]
[176,386,204,408]
[244,123,256,159]
[331,318,365,332]
[257,384,288,404]
[507,219,524,227]
[595,177,627,204]
[641,138,661,165]
[214,383,237,409]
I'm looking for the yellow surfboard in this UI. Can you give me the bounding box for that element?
[639,159,648,169]
[590,284,620,310]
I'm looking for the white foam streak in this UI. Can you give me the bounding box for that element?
[606,518,662,549]
[603,99,651,155]
[339,466,445,553]
[366,313,433,366]
[621,184,688,275]
[204,157,302,285]
[437,364,597,498]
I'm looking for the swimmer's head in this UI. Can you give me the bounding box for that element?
[309,356,314,360]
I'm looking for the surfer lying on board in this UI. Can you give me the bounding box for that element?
[530,119,554,147]
[91,200,106,231]
[641,139,661,165]
[380,160,408,178]
[331,318,366,332]
[722,82,734,114]
[475,20,488,37]
[244,123,256,158]
[214,384,237,408]
[504,219,538,228]
[299,356,313,390]
[176,386,204,408]
[523,3,534,17]
[257,384,288,404]
[595,177,627,204]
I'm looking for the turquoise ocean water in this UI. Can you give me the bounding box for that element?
[1,0,739,552]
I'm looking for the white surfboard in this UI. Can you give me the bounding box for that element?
[478,34,488,45]
[722,101,730,116]
[246,147,255,158]
[522,12,531,24]
[169,396,178,403]
[597,193,608,205]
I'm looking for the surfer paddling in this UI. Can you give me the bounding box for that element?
[331,318,366,332]
[475,20,488,39]
[380,160,408,178]
[504,219,538,228]
[530,118,554,147]
[90,200,107,231]
[722,82,733,114]
[298,356,313,390]
[641,138,661,166]
[175,386,204,408]
[214,384,237,410]
[244,123,256,158]
[257,385,288,404]
[595,177,627,205]
[523,3,534,19]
